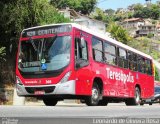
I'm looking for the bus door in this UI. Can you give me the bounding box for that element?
[74,30,92,95]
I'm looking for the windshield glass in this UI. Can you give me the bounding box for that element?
[18,36,71,72]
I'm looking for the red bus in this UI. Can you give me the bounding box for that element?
[16,23,154,106]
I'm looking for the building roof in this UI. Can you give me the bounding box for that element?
[23,23,152,59]
[60,8,106,24]
[139,24,156,27]
[59,9,80,19]
[123,18,144,22]
[156,25,160,28]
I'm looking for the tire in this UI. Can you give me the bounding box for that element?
[140,100,144,106]
[85,83,100,106]
[43,98,58,106]
[125,87,141,106]
[98,99,108,106]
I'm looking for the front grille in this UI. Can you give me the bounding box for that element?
[25,86,55,94]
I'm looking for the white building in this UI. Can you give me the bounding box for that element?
[59,8,107,34]
[122,18,145,30]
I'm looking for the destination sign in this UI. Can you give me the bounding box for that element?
[22,25,72,37]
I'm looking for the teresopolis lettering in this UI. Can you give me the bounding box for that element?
[106,68,134,83]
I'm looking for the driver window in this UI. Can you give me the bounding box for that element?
[75,38,88,61]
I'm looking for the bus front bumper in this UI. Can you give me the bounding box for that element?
[16,80,76,96]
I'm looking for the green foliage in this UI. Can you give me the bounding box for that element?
[50,0,97,15]
[0,0,71,85]
[155,66,160,81]
[0,0,70,58]
[107,3,160,21]
[1,0,70,36]
[91,8,116,27]
[147,33,154,38]
[91,8,106,21]
[133,4,160,19]
[133,3,144,11]
[107,22,132,44]
[127,37,160,60]
[0,47,6,62]
[105,9,115,15]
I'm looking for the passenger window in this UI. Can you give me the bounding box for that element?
[128,52,137,71]
[118,48,128,68]
[104,43,116,55]
[104,42,116,65]
[137,56,145,73]
[92,37,103,62]
[145,59,152,75]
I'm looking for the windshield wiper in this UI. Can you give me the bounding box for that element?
[29,37,37,51]
[43,34,58,52]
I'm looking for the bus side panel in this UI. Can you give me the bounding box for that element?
[140,74,154,99]
[75,67,92,95]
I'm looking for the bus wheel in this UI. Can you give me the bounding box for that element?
[98,99,108,106]
[43,98,58,106]
[125,87,141,106]
[140,102,144,106]
[85,83,100,106]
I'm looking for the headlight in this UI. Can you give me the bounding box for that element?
[16,76,23,85]
[60,71,71,83]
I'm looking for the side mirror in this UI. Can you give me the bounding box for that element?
[76,61,81,68]
[80,37,85,48]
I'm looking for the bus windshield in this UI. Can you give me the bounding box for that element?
[18,35,71,72]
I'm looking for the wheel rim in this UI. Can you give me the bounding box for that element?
[92,87,99,101]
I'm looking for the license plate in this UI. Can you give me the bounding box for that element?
[34,90,45,95]
[146,99,151,102]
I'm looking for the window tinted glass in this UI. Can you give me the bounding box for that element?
[75,38,88,60]
[104,42,116,65]
[119,48,127,59]
[118,48,128,68]
[104,43,116,55]
[145,59,152,75]
[92,38,102,51]
[92,37,103,62]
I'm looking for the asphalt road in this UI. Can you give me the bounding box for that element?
[1,103,160,124]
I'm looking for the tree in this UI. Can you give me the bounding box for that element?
[0,0,70,85]
[150,4,160,20]
[0,0,70,58]
[91,8,105,21]
[50,0,97,15]
[105,9,115,15]
[107,22,132,44]
[91,8,116,27]
[133,3,160,19]
[0,47,6,62]
[155,66,160,81]
[133,3,143,11]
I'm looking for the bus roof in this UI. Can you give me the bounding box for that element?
[23,23,152,60]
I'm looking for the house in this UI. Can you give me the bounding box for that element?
[156,24,160,36]
[121,18,145,37]
[144,18,152,25]
[152,42,160,52]
[59,8,106,34]
[136,25,156,37]
[122,18,145,30]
